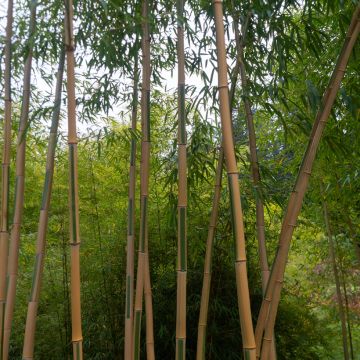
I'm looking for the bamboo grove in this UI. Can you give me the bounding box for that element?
[0,0,359,359]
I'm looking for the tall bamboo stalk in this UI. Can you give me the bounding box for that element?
[233,9,270,298]
[133,0,155,358]
[338,255,355,360]
[196,39,245,359]
[0,1,13,358]
[323,200,349,360]
[196,148,223,360]
[233,12,277,360]
[22,49,65,360]
[2,2,37,359]
[64,1,83,358]
[256,6,360,359]
[124,54,139,360]
[213,1,256,359]
[175,0,187,359]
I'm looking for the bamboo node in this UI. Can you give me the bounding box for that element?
[70,241,81,246]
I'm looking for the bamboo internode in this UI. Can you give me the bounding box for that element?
[256,5,360,359]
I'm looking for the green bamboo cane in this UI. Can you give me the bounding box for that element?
[124,56,139,360]
[213,1,256,358]
[256,5,360,359]
[2,3,37,359]
[175,0,187,359]
[133,0,155,358]
[196,147,223,360]
[0,1,13,358]
[22,49,65,360]
[323,197,349,360]
[64,0,83,358]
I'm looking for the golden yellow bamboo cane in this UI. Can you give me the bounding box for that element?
[133,0,155,358]
[176,0,187,359]
[3,3,36,359]
[196,46,244,359]
[213,1,256,359]
[22,49,65,360]
[0,1,13,358]
[256,5,360,359]
[124,55,139,360]
[64,1,83,358]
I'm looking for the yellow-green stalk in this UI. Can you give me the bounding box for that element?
[3,2,36,358]
[0,1,13,358]
[64,0,83,358]
[176,0,187,358]
[124,55,139,360]
[133,0,155,358]
[22,49,65,360]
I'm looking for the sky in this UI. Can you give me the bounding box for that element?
[0,1,222,138]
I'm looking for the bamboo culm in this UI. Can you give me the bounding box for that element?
[233,8,277,360]
[3,2,36,359]
[22,49,65,360]
[175,0,187,359]
[196,148,223,360]
[133,0,155,358]
[0,1,13,358]
[323,199,349,360]
[213,1,256,359]
[124,55,139,360]
[256,6,360,359]
[196,36,245,358]
[64,0,83,358]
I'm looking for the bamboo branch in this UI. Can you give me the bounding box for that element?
[256,5,360,359]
